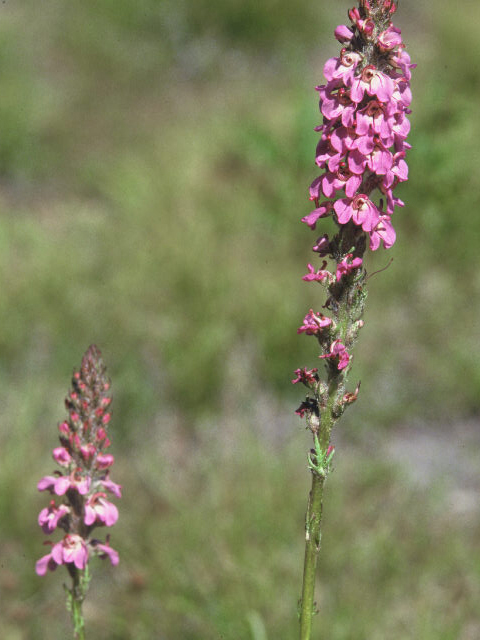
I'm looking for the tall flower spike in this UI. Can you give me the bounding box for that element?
[36,345,120,638]
[296,3,414,638]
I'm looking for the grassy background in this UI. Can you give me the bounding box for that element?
[1,0,479,638]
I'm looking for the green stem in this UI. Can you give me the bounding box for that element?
[71,593,85,640]
[67,565,90,640]
[299,471,325,640]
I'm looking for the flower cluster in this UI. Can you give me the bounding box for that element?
[304,0,414,250]
[36,345,120,576]
[295,0,413,413]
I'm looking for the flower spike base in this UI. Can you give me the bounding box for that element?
[295,1,414,638]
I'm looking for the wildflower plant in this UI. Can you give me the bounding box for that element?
[36,345,120,640]
[295,1,414,637]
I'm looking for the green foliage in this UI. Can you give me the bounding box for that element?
[3,425,480,639]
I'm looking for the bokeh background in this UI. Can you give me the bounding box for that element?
[1,0,480,638]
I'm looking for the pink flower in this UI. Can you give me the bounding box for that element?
[91,539,119,566]
[334,194,380,232]
[36,535,89,576]
[378,25,402,51]
[35,545,59,576]
[38,500,70,535]
[330,126,357,154]
[343,381,361,405]
[292,367,319,385]
[319,85,356,127]
[355,100,394,139]
[369,215,396,250]
[323,50,362,84]
[391,111,411,142]
[314,136,333,168]
[298,310,332,335]
[367,141,393,175]
[321,165,362,198]
[314,136,344,173]
[385,190,404,215]
[349,65,395,103]
[319,340,351,370]
[38,471,90,496]
[58,421,70,437]
[302,261,333,283]
[52,447,72,467]
[37,475,61,494]
[302,202,332,230]
[334,25,354,43]
[55,534,89,569]
[95,426,111,447]
[336,254,363,281]
[391,48,416,81]
[312,234,330,255]
[383,151,408,188]
[84,492,119,527]
[95,453,115,470]
[100,472,123,498]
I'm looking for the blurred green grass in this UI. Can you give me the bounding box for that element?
[0,0,479,637]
